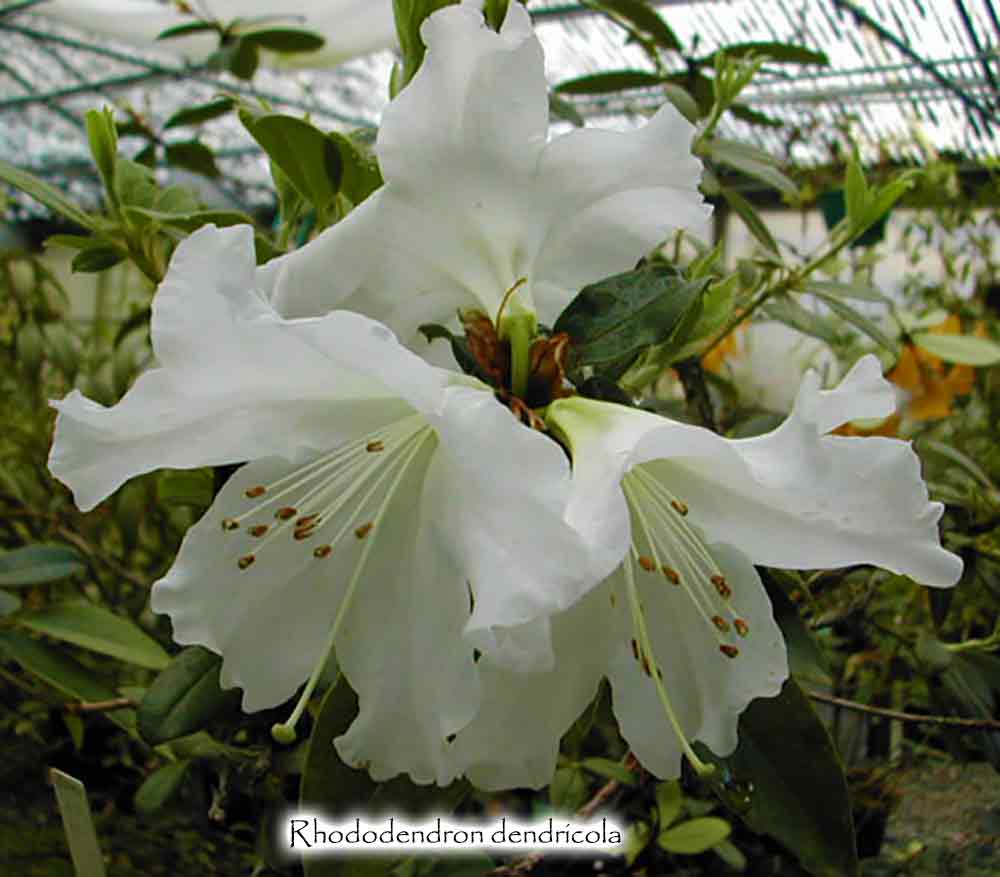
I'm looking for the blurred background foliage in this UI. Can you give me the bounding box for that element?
[1,1,1000,876]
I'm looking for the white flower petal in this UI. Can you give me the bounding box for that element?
[48,226,444,510]
[607,543,787,777]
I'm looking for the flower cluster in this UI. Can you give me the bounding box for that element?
[49,1,961,791]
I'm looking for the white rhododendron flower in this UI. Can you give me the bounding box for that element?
[509,356,961,780]
[47,225,622,786]
[39,1,396,67]
[259,0,711,346]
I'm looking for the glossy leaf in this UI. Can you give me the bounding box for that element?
[658,817,730,854]
[240,27,325,53]
[138,646,241,744]
[72,244,124,274]
[165,140,220,178]
[705,41,827,66]
[16,602,170,670]
[555,69,664,95]
[0,544,85,587]
[134,760,192,815]
[554,264,708,376]
[699,679,859,877]
[157,21,219,40]
[163,98,234,130]
[588,0,681,51]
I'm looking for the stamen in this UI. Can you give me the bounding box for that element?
[711,574,732,599]
[249,524,269,538]
[719,644,740,659]
[354,522,374,540]
[293,527,317,541]
[221,518,240,531]
[245,485,267,498]
[313,545,333,559]
[296,514,320,528]
[366,440,385,453]
[630,638,639,661]
[711,615,730,633]
[638,555,657,572]
[276,507,297,520]
[237,555,255,570]
[662,565,681,585]
[670,499,689,516]
[734,618,749,637]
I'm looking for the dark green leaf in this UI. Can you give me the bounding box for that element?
[0,544,85,586]
[138,646,241,744]
[0,159,97,230]
[207,38,260,79]
[241,27,325,53]
[134,760,192,815]
[114,307,151,347]
[578,375,634,406]
[157,21,220,40]
[555,69,664,95]
[706,41,828,66]
[242,113,342,210]
[762,572,831,684]
[163,98,234,130]
[549,92,584,127]
[580,756,637,786]
[134,142,157,168]
[328,131,383,205]
[16,602,170,670]
[392,0,456,91]
[729,102,783,128]
[72,244,124,273]
[587,0,681,51]
[0,630,135,731]
[554,265,708,375]
[165,140,220,178]
[721,186,780,255]
[699,679,859,877]
[0,590,22,616]
[549,766,589,811]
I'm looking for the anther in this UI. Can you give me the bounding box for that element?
[662,565,681,585]
[445,733,457,744]
[276,507,297,520]
[670,499,689,516]
[641,655,653,677]
[294,527,316,541]
[609,592,617,607]
[237,555,255,570]
[711,574,732,599]
[296,514,320,528]
[734,618,749,637]
[221,518,240,532]
[249,524,269,538]
[630,638,640,661]
[366,440,385,453]
[354,522,374,540]
[313,545,333,559]
[245,485,266,498]
[719,644,740,659]
[712,615,730,633]
[638,555,656,573]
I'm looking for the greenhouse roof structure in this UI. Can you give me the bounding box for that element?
[1,0,998,213]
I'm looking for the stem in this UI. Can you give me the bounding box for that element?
[807,690,1000,730]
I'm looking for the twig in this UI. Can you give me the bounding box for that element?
[491,754,638,876]
[674,358,719,432]
[65,697,136,714]
[56,526,148,589]
[808,690,1000,730]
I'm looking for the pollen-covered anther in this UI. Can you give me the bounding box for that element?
[366,440,385,453]
[275,506,297,520]
[355,521,374,540]
[670,499,689,516]
[295,514,320,528]
[641,655,653,677]
[719,644,740,659]
[293,527,317,541]
[638,554,657,573]
[734,618,749,637]
[248,524,269,538]
[630,638,640,661]
[313,545,333,559]
[221,517,240,532]
[237,554,255,570]
[662,565,681,585]
[711,574,732,599]
[245,485,267,498]
[711,614,730,633]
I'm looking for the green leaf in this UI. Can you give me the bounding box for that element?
[85,107,118,200]
[0,629,135,731]
[844,153,868,229]
[706,41,827,66]
[242,113,342,211]
[207,38,260,79]
[328,131,383,205]
[165,140,220,178]
[134,760,192,816]
[580,756,637,786]
[708,139,797,196]
[811,289,897,353]
[392,0,456,91]
[729,102,783,128]
[240,27,325,53]
[587,0,681,51]
[157,21,220,40]
[72,244,124,273]
[699,679,859,877]
[163,98,234,130]
[115,158,158,208]
[16,602,170,670]
[721,186,779,255]
[138,646,241,744]
[555,69,664,95]
[549,766,589,811]
[762,572,831,684]
[0,590,22,616]
[658,817,730,854]
[0,159,97,230]
[554,265,708,376]
[157,469,216,510]
[805,279,887,302]
[50,769,108,877]
[124,207,254,232]
[912,332,1000,366]
[661,84,700,122]
[761,295,842,345]
[549,91,585,127]
[0,544,85,587]
[656,780,683,827]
